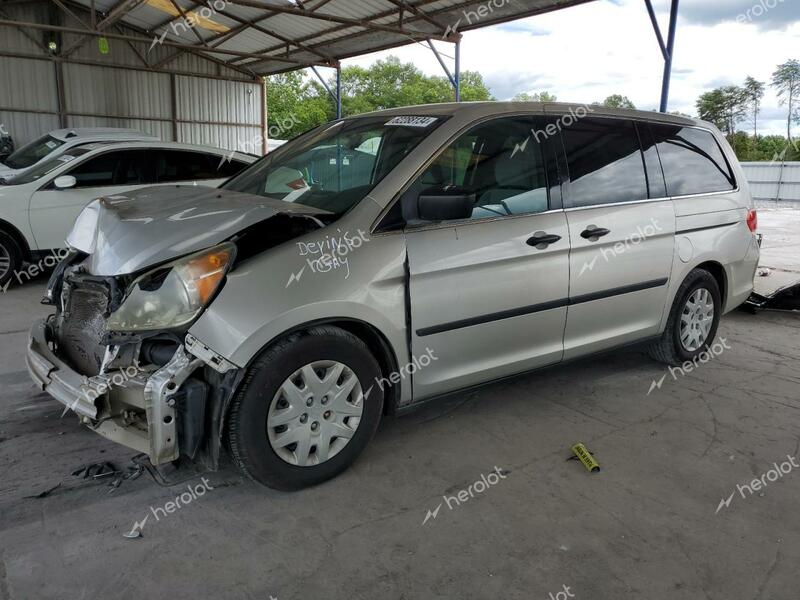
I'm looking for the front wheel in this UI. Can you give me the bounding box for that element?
[227,326,384,490]
[649,269,722,366]
[0,231,22,290]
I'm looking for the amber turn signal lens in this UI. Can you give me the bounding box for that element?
[183,247,234,305]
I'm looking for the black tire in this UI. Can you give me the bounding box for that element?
[227,325,384,490]
[649,268,722,366]
[0,230,23,290]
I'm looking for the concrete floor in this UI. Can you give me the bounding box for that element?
[1,210,799,600]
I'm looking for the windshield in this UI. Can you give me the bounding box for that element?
[222,115,445,215]
[3,148,90,186]
[3,134,65,169]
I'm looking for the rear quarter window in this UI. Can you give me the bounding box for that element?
[648,124,736,196]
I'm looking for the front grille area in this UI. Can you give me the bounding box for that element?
[55,280,111,376]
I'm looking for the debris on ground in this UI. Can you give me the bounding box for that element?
[122,528,143,539]
[72,461,118,480]
[131,453,212,487]
[25,458,146,499]
[758,267,772,277]
[568,443,601,473]
[23,483,61,499]
[745,281,800,312]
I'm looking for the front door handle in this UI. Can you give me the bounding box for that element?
[527,232,562,249]
[580,226,611,241]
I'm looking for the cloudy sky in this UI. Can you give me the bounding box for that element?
[343,0,800,136]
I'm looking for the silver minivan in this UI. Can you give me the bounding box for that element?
[27,103,760,490]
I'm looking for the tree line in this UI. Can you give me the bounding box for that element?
[265,56,799,162]
[696,59,800,161]
[265,56,492,139]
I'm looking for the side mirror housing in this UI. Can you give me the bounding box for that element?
[417,186,474,222]
[53,175,77,190]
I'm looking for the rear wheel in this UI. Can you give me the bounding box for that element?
[0,231,22,290]
[227,326,384,490]
[649,269,722,366]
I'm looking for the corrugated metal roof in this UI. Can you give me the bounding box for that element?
[59,0,596,75]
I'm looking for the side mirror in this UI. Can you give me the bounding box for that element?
[53,175,77,190]
[417,186,475,222]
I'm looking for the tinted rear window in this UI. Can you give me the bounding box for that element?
[561,118,648,207]
[216,158,249,178]
[649,124,736,196]
[156,150,219,182]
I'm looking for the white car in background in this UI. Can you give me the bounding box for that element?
[0,128,157,180]
[268,139,287,152]
[0,141,255,285]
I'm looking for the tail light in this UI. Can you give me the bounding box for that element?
[747,209,758,233]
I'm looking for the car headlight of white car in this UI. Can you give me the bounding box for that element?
[107,243,236,332]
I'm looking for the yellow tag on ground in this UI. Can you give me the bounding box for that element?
[571,443,600,472]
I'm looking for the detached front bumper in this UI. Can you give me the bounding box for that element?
[27,319,100,421]
[26,318,206,465]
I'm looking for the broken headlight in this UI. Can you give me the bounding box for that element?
[107,243,236,332]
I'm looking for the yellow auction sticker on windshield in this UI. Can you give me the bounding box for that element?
[385,116,438,128]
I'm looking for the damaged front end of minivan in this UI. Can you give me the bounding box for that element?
[26,185,329,469]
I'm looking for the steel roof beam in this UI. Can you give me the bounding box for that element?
[247,0,593,71]
[216,8,334,63]
[385,0,447,33]
[61,0,147,57]
[228,0,448,67]
[0,7,49,54]
[147,0,201,36]
[148,2,255,71]
[96,0,147,30]
[0,48,256,81]
[223,0,445,41]
[167,0,210,47]
[114,23,150,66]
[0,17,331,67]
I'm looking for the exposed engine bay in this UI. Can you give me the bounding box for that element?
[34,200,326,470]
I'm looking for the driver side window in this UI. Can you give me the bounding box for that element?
[412,116,550,221]
[66,151,125,188]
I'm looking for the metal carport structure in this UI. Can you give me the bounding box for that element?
[0,0,682,150]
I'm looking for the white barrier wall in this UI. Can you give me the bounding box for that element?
[741,162,800,204]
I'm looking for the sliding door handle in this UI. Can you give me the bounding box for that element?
[580,226,611,241]
[527,233,562,248]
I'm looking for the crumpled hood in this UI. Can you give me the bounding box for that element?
[68,185,328,276]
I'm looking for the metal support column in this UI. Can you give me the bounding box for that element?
[427,37,462,102]
[312,64,342,120]
[170,73,178,142]
[645,0,680,113]
[454,38,461,102]
[660,0,680,112]
[336,65,342,119]
[51,2,67,128]
[54,59,67,128]
[261,76,268,153]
